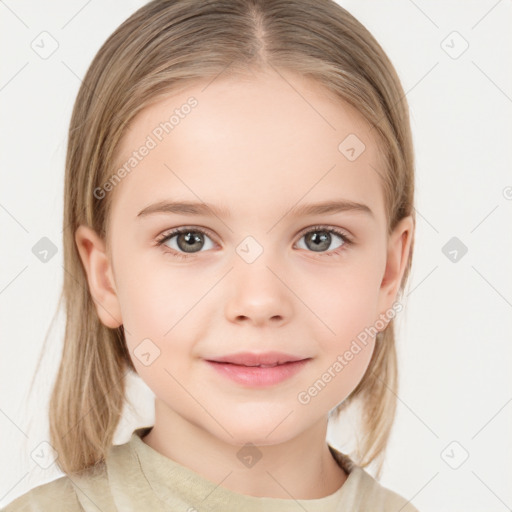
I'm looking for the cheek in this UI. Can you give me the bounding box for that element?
[296,271,381,409]
[115,244,202,326]
[296,253,384,392]
[326,275,381,338]
[325,289,379,374]
[298,251,385,334]
[114,252,211,365]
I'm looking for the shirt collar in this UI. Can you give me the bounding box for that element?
[115,426,366,512]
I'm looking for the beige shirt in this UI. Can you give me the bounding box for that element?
[2,427,420,511]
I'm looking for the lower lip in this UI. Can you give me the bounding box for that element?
[205,359,310,387]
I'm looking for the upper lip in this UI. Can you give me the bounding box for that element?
[206,351,310,366]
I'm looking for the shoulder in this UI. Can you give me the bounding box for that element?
[1,431,146,511]
[1,476,82,511]
[1,457,115,512]
[350,466,421,512]
[328,446,420,512]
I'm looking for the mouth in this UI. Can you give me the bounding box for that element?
[204,352,311,387]
[205,351,309,366]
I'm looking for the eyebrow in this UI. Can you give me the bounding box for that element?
[137,199,374,219]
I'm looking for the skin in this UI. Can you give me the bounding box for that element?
[75,66,413,500]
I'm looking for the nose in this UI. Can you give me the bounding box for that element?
[224,253,294,327]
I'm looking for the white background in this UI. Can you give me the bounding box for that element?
[1,1,511,510]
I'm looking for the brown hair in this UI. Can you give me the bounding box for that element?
[31,0,415,478]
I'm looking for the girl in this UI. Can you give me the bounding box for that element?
[3,0,419,510]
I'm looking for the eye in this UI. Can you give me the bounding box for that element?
[295,225,352,256]
[155,225,353,261]
[156,227,215,259]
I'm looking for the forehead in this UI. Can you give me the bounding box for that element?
[109,69,386,223]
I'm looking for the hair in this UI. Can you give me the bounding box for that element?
[31,0,415,478]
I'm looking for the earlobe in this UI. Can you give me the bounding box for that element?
[74,225,123,329]
[377,216,414,325]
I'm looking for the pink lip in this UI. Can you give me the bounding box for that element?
[205,352,311,387]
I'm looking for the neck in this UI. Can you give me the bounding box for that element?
[141,399,347,499]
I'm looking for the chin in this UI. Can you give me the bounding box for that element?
[210,414,302,447]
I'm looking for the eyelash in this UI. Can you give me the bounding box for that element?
[155,225,353,261]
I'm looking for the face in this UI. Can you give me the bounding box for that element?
[77,67,412,447]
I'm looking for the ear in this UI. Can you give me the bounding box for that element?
[376,215,414,328]
[75,225,122,329]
